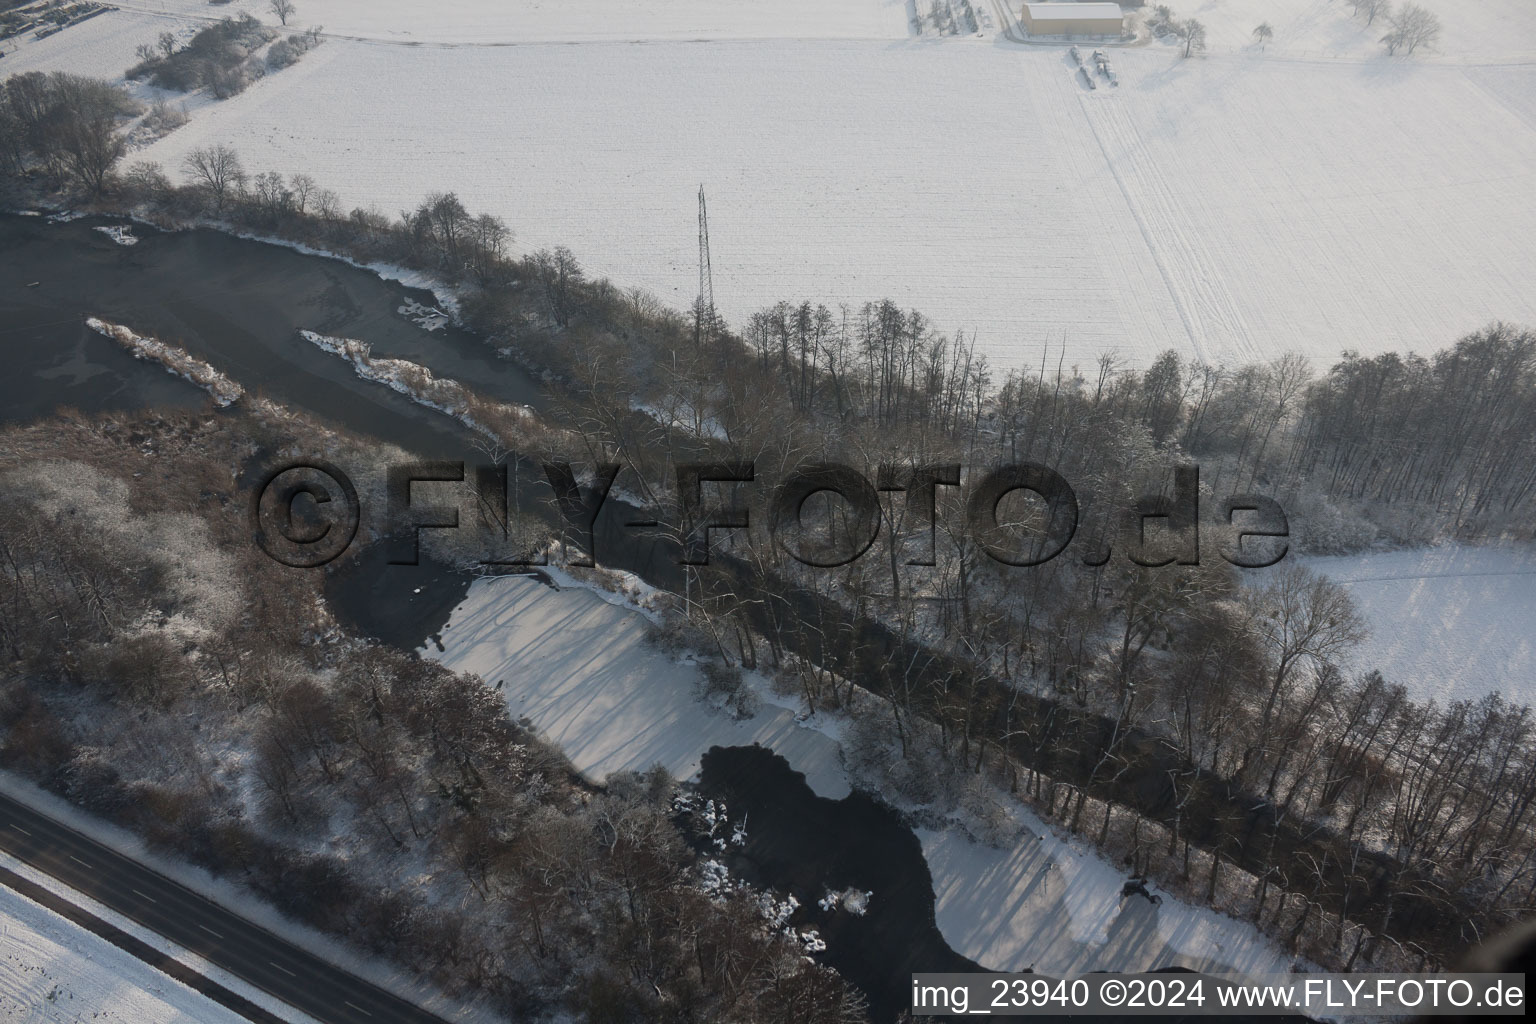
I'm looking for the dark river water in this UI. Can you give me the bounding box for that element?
[0,214,538,442]
[697,745,983,1022]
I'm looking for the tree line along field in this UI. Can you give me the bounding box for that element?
[1159,0,1536,58]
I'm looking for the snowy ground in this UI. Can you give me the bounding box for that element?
[0,874,252,1024]
[93,0,913,45]
[423,572,851,797]
[921,814,1299,977]
[1304,544,1536,708]
[8,2,1534,370]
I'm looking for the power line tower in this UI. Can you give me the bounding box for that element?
[696,185,716,346]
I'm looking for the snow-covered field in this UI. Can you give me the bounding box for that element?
[423,572,851,797]
[7,1,1534,370]
[102,0,913,44]
[1,9,173,85]
[1306,544,1536,708]
[0,878,250,1024]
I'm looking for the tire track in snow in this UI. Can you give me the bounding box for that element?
[1332,568,1536,585]
[1079,93,1259,367]
[1459,65,1536,134]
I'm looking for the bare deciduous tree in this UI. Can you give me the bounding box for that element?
[1253,22,1273,48]
[468,212,512,285]
[314,187,341,223]
[46,74,137,194]
[1352,0,1392,26]
[123,159,171,203]
[1243,564,1366,747]
[269,0,297,26]
[288,172,316,214]
[252,169,294,223]
[1382,3,1440,54]
[532,246,584,328]
[1180,19,1207,58]
[182,143,245,214]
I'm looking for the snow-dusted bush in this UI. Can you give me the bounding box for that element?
[1285,489,1379,555]
[123,161,173,204]
[1145,4,1178,36]
[87,318,244,407]
[142,98,188,137]
[846,707,960,809]
[698,660,759,720]
[267,27,324,71]
[644,617,688,655]
[127,14,274,96]
[818,887,873,916]
[298,330,532,447]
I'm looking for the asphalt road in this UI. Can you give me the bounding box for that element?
[0,788,454,1024]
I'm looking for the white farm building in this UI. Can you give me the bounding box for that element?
[1020,3,1125,38]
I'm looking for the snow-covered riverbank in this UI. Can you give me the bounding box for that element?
[921,815,1300,978]
[86,318,243,406]
[298,330,529,441]
[424,570,1302,980]
[422,572,851,798]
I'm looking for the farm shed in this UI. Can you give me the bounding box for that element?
[1021,3,1125,38]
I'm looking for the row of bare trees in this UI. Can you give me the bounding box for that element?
[714,303,1536,546]
[1350,0,1442,55]
[1289,326,1536,529]
[123,145,521,292]
[1155,1,1440,57]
